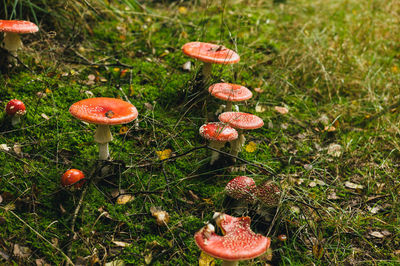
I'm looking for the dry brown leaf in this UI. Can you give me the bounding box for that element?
[112,241,130,247]
[369,231,385,238]
[150,206,170,226]
[13,244,31,258]
[255,104,267,113]
[105,260,126,266]
[274,106,289,114]
[345,181,364,190]
[13,143,22,157]
[116,194,134,205]
[41,113,50,120]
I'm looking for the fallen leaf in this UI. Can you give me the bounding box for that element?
[0,144,11,151]
[254,87,264,93]
[116,194,134,205]
[303,164,313,171]
[129,84,135,96]
[255,104,267,113]
[274,106,289,114]
[245,141,257,153]
[367,206,382,214]
[105,260,125,266]
[369,231,385,238]
[178,6,188,14]
[345,181,364,190]
[41,113,50,120]
[13,244,31,258]
[13,143,22,156]
[203,198,213,205]
[141,251,151,265]
[156,149,172,160]
[312,243,324,259]
[327,191,340,200]
[150,206,170,226]
[324,125,336,132]
[199,251,215,266]
[180,31,188,39]
[119,126,128,135]
[327,143,342,157]
[144,102,153,110]
[182,61,191,71]
[45,88,52,94]
[112,241,130,247]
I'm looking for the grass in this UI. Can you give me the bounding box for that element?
[0,0,400,264]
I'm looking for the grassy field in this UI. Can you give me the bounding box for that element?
[0,0,399,265]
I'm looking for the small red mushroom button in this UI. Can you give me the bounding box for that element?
[61,169,85,189]
[5,99,26,126]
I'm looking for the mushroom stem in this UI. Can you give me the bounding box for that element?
[2,32,22,62]
[221,261,238,266]
[11,115,21,126]
[94,125,113,160]
[230,130,245,159]
[209,140,226,165]
[225,101,233,112]
[202,62,212,84]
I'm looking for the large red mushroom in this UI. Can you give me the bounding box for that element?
[69,97,138,160]
[195,213,270,266]
[0,20,38,63]
[182,42,240,84]
[219,112,264,158]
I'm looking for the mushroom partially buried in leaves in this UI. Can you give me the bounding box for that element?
[209,83,252,112]
[199,122,238,165]
[182,42,240,84]
[69,97,138,160]
[219,112,263,158]
[195,212,270,266]
[0,20,38,63]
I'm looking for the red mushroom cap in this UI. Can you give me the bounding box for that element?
[209,83,252,102]
[225,176,256,202]
[5,99,26,116]
[0,20,38,33]
[182,42,240,64]
[199,122,238,142]
[219,112,264,130]
[61,169,85,188]
[195,214,270,261]
[69,97,138,125]
[254,181,281,207]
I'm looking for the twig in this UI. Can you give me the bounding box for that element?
[7,210,74,265]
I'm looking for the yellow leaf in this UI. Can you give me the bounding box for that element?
[178,6,188,14]
[45,88,52,94]
[180,31,188,39]
[199,251,215,266]
[116,194,134,205]
[245,141,257,153]
[129,84,135,96]
[119,126,128,135]
[392,65,399,73]
[203,198,213,205]
[113,67,120,73]
[156,149,172,160]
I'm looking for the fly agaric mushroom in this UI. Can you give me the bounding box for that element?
[219,112,264,158]
[61,169,85,189]
[0,20,38,63]
[199,122,238,165]
[225,176,256,203]
[69,97,138,160]
[254,181,280,207]
[195,213,270,266]
[182,42,240,84]
[5,99,26,126]
[209,83,252,112]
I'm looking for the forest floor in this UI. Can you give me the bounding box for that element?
[0,0,399,265]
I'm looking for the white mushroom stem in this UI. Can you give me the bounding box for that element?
[225,101,233,112]
[209,140,226,165]
[221,261,238,266]
[11,114,22,126]
[94,125,113,160]
[230,129,245,158]
[2,32,23,62]
[202,62,212,84]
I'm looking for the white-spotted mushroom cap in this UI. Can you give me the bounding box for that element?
[194,213,270,261]
[219,112,264,130]
[0,20,38,33]
[182,42,240,64]
[209,83,252,102]
[69,97,138,125]
[254,181,281,207]
[225,176,256,203]
[199,122,238,142]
